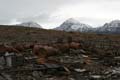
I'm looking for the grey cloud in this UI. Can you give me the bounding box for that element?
[0,0,82,24]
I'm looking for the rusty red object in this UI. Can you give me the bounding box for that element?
[32,44,58,57]
[0,44,19,53]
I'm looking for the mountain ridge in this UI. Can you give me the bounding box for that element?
[54,18,120,34]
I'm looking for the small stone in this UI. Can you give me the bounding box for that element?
[90,75,102,79]
[74,68,86,72]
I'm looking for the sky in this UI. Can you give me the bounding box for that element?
[0,0,120,29]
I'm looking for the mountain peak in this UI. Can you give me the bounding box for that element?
[103,20,120,28]
[96,20,120,33]
[110,20,120,24]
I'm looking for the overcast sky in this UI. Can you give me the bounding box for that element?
[0,0,120,29]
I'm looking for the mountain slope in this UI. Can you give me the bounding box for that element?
[54,18,92,32]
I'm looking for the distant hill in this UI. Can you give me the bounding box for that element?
[0,25,76,43]
[0,24,119,44]
[16,21,42,28]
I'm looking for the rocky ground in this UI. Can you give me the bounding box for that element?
[46,48,120,80]
[1,48,120,80]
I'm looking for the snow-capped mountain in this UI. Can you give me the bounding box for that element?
[96,20,120,34]
[15,19,120,34]
[54,18,92,32]
[17,21,42,28]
